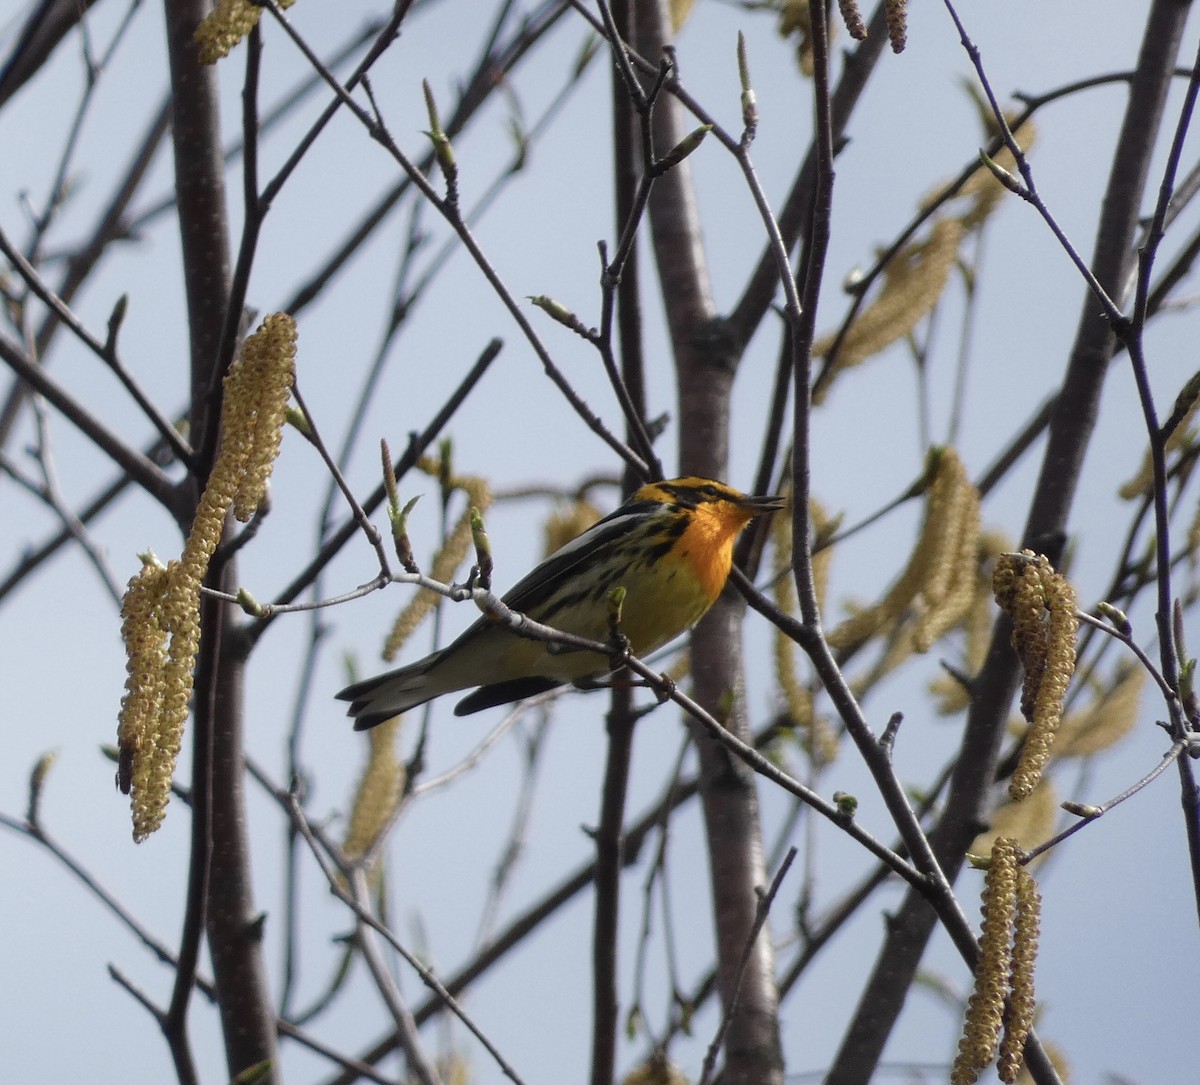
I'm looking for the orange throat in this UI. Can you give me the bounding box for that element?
[674,501,756,602]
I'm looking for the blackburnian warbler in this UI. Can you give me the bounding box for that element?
[337,477,784,728]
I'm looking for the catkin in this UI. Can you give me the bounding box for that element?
[813,218,963,399]
[194,0,298,64]
[228,312,296,521]
[116,560,171,839]
[343,717,406,861]
[1056,664,1144,759]
[828,447,980,657]
[884,0,907,52]
[993,551,1078,801]
[971,780,1057,861]
[837,0,867,40]
[620,1056,688,1085]
[776,1,817,77]
[998,867,1042,1082]
[952,838,1019,1084]
[929,531,1013,714]
[117,315,296,840]
[544,499,601,558]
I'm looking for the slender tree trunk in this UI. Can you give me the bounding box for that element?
[634,3,785,1082]
[164,1,280,1078]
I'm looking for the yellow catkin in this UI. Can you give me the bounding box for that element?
[343,717,406,861]
[929,531,1012,714]
[194,0,298,64]
[855,461,980,735]
[952,838,1019,1085]
[911,454,981,652]
[1020,565,1077,799]
[773,497,839,764]
[884,0,907,52]
[228,312,296,522]
[439,1054,473,1085]
[669,0,695,31]
[971,780,1057,860]
[828,448,979,656]
[382,465,492,661]
[993,552,1079,801]
[813,217,963,400]
[1119,395,1199,501]
[620,1055,688,1085]
[1056,664,1144,759]
[116,560,171,837]
[837,0,867,40]
[543,499,601,559]
[998,866,1041,1083]
[776,1,816,77]
[1008,564,1049,724]
[118,314,297,840]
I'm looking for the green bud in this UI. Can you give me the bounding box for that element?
[656,124,712,174]
[235,587,266,617]
[422,79,444,140]
[470,506,493,590]
[833,790,858,818]
[529,295,590,337]
[284,405,312,439]
[422,80,458,200]
[380,439,399,512]
[625,1004,643,1040]
[1096,600,1131,637]
[978,148,1024,196]
[27,750,57,828]
[389,494,421,575]
[607,585,627,630]
[737,33,757,132]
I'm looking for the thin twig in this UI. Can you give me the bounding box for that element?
[285,793,530,1085]
[698,847,797,1085]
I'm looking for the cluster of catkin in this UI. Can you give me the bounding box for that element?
[950,551,1079,1081]
[116,314,296,841]
[952,838,1042,1085]
[993,550,1079,801]
[778,0,908,72]
[812,218,963,401]
[827,447,981,660]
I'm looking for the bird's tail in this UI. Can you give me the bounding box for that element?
[336,655,444,731]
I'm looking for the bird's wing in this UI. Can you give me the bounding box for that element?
[492,497,659,615]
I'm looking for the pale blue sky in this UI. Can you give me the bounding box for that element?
[2,2,1198,1083]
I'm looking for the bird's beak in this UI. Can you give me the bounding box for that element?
[740,493,787,515]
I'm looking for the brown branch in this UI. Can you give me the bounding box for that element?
[0,329,182,514]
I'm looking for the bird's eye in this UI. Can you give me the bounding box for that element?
[701,484,718,498]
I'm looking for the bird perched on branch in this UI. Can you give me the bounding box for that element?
[337,476,784,728]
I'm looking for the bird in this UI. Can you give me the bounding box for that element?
[336,476,785,728]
